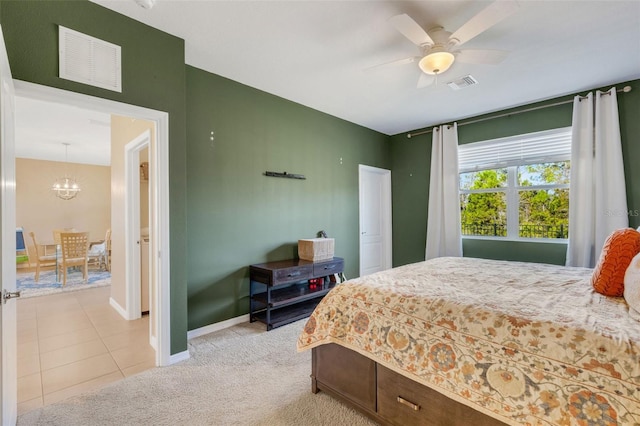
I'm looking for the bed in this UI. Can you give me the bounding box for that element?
[296,257,640,426]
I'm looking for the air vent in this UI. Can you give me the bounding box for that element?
[447,75,478,91]
[59,26,122,92]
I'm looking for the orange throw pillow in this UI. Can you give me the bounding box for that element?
[592,228,640,296]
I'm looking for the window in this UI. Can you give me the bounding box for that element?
[459,127,572,240]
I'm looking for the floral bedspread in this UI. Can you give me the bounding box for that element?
[297,257,640,426]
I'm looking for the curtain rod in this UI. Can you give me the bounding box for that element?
[406,85,633,139]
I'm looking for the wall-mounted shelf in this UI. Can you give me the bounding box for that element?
[264,171,306,180]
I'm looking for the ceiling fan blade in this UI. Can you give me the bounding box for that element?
[417,73,435,89]
[364,56,420,73]
[449,0,519,47]
[455,49,509,64]
[389,14,434,47]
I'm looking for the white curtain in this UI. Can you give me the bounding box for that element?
[566,93,595,267]
[594,88,628,255]
[566,88,628,267]
[425,123,462,260]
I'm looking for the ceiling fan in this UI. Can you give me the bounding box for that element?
[374,0,519,88]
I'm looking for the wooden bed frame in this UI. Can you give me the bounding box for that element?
[311,343,507,426]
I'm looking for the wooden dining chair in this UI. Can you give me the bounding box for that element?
[53,228,77,246]
[28,231,57,282]
[59,232,89,286]
[88,228,111,271]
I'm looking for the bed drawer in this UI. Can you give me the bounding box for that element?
[377,365,431,426]
[377,365,504,426]
[313,344,376,413]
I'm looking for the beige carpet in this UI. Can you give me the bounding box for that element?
[17,320,376,426]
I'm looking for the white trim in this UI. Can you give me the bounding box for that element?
[0,23,18,426]
[154,104,171,367]
[109,297,128,319]
[187,314,250,340]
[13,80,172,367]
[149,334,157,351]
[169,350,190,365]
[124,131,150,321]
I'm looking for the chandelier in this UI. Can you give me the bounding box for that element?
[52,143,81,200]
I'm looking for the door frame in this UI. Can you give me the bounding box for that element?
[1,24,18,425]
[10,80,172,367]
[124,131,148,322]
[358,164,392,276]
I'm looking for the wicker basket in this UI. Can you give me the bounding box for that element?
[298,238,335,262]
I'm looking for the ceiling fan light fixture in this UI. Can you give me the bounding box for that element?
[419,51,455,75]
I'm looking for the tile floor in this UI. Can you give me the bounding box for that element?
[16,285,156,415]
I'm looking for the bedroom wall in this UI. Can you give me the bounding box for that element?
[186,66,390,330]
[1,0,188,355]
[390,78,640,267]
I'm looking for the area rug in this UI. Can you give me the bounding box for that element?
[16,269,111,298]
[17,320,375,426]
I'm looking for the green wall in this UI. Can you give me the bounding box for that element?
[1,0,189,354]
[391,78,640,267]
[186,67,389,330]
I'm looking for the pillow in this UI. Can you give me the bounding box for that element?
[624,252,640,320]
[591,228,640,296]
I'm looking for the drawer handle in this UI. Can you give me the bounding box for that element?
[324,265,335,270]
[287,272,301,277]
[397,396,420,411]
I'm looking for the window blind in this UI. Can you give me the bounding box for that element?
[458,127,572,173]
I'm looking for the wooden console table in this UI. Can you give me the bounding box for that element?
[249,257,344,330]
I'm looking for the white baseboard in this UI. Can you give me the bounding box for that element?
[109,297,128,319]
[187,314,250,340]
[169,349,190,365]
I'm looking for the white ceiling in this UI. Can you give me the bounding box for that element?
[15,96,111,166]
[89,0,640,136]
[15,0,640,163]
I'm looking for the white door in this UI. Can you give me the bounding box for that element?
[0,24,18,426]
[359,165,392,277]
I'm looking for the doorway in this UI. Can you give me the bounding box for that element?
[11,81,171,363]
[358,165,392,276]
[4,81,172,417]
